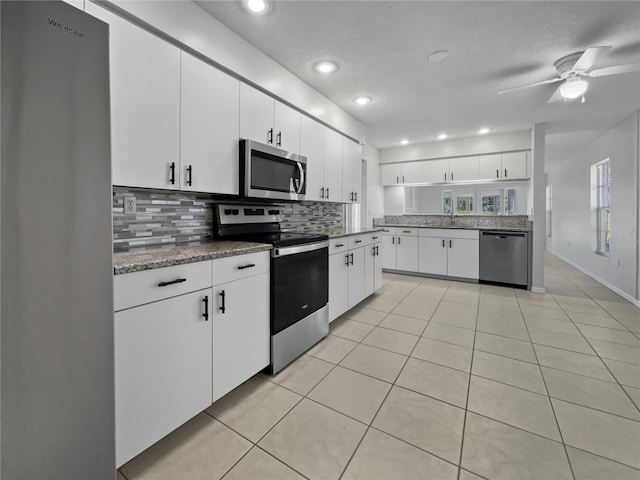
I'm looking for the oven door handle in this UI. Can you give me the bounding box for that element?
[272,240,329,257]
[294,161,305,194]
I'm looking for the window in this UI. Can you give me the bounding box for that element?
[442,191,452,214]
[455,193,474,215]
[505,188,516,216]
[545,185,552,237]
[480,191,501,215]
[405,187,418,212]
[591,159,610,255]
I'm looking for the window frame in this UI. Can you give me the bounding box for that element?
[591,159,610,256]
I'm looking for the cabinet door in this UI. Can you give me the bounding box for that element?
[364,244,376,297]
[87,3,181,189]
[212,272,270,402]
[274,101,301,153]
[342,139,362,203]
[449,157,480,182]
[239,83,275,145]
[300,116,325,201]
[348,247,366,308]
[381,164,402,185]
[396,235,419,272]
[329,252,350,321]
[502,152,529,179]
[419,237,448,275]
[478,154,502,181]
[381,235,397,269]
[323,128,344,202]
[181,53,240,194]
[421,159,448,183]
[114,289,212,466]
[447,238,479,279]
[374,243,383,291]
[402,162,422,184]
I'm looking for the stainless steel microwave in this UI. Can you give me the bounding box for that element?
[240,140,307,201]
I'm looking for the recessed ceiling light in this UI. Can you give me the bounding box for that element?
[244,0,271,15]
[353,96,372,105]
[437,133,448,140]
[313,61,339,74]
[477,127,491,135]
[428,50,449,62]
[400,139,410,145]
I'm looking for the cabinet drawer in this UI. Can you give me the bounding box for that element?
[379,227,397,235]
[348,234,368,249]
[330,238,349,254]
[212,251,270,286]
[397,228,419,236]
[114,261,212,312]
[368,232,383,244]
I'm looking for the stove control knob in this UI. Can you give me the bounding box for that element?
[232,209,240,215]
[269,209,280,215]
[224,209,232,215]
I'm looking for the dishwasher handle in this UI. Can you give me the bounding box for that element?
[482,231,526,239]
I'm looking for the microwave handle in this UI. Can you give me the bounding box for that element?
[295,162,305,194]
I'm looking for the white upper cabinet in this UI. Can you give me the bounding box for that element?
[342,138,362,203]
[421,159,448,183]
[381,162,422,185]
[300,115,326,202]
[323,128,343,202]
[87,3,181,189]
[478,154,503,181]
[239,84,275,145]
[274,102,301,153]
[501,151,529,179]
[449,156,480,182]
[239,84,301,153]
[180,53,239,194]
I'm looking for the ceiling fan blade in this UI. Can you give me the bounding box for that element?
[573,46,612,71]
[497,77,562,95]
[588,63,640,77]
[547,84,564,103]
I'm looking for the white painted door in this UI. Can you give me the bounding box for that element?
[419,237,448,275]
[502,152,529,179]
[180,52,240,194]
[300,116,326,201]
[478,154,502,181]
[342,139,362,203]
[212,273,270,402]
[447,238,479,279]
[274,101,301,153]
[114,289,212,466]
[323,128,343,202]
[381,234,397,269]
[421,159,448,183]
[381,164,402,185]
[396,235,420,271]
[88,3,181,190]
[402,162,422,184]
[329,252,349,321]
[239,83,275,145]
[449,157,480,182]
[348,247,366,308]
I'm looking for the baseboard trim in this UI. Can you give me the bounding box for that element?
[546,249,640,307]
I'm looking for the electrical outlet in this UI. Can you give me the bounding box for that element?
[124,196,136,215]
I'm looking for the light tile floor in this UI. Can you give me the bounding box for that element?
[119,253,640,480]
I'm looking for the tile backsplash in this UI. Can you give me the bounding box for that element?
[113,187,344,251]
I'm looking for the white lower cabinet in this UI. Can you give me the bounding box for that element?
[329,234,382,322]
[380,229,397,269]
[419,229,479,279]
[211,270,270,403]
[396,233,420,271]
[114,288,213,467]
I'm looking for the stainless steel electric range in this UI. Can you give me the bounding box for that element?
[214,205,329,374]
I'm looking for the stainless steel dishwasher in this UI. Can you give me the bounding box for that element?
[479,231,530,288]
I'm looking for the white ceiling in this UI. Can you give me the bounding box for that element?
[195,1,640,149]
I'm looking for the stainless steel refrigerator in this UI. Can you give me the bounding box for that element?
[1,2,115,478]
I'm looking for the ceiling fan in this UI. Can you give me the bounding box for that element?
[497,46,640,103]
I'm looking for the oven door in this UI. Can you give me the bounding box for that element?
[271,242,328,334]
[241,140,306,201]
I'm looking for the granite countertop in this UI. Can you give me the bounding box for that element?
[374,224,531,232]
[321,227,385,239]
[113,241,272,275]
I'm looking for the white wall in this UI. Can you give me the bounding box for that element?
[546,111,639,299]
[96,0,366,142]
[379,130,531,164]
[531,124,546,292]
[363,144,383,227]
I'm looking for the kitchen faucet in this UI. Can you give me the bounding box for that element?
[450,210,455,224]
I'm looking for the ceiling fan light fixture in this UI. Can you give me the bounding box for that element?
[560,78,588,100]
